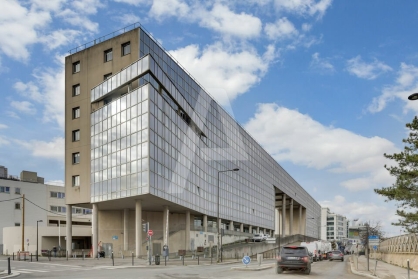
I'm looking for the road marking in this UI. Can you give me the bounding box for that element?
[18,268,48,272]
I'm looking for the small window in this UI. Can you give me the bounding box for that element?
[72,130,80,142]
[72,107,80,119]
[0,186,10,193]
[15,187,20,194]
[72,152,80,164]
[73,84,80,96]
[50,191,58,198]
[104,73,112,80]
[15,223,20,227]
[72,175,80,187]
[104,49,113,62]
[73,61,80,73]
[122,42,131,56]
[15,203,21,210]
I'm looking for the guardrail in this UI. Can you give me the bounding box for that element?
[379,233,418,253]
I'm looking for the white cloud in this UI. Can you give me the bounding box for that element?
[169,42,276,105]
[0,0,51,61]
[310,52,334,73]
[38,29,82,50]
[150,0,190,19]
[112,13,141,25]
[5,111,20,119]
[197,4,262,39]
[46,180,65,186]
[0,124,7,129]
[367,63,418,114]
[114,0,149,6]
[274,0,333,18]
[265,17,298,40]
[244,104,397,191]
[15,137,64,161]
[57,9,99,33]
[0,135,10,147]
[346,55,392,80]
[14,62,65,129]
[10,101,36,115]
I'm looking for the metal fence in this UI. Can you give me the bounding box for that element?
[379,233,418,253]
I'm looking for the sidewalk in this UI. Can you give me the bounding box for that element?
[350,255,418,279]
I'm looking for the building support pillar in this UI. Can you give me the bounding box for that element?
[249,225,252,234]
[203,215,208,233]
[240,223,244,232]
[92,204,98,259]
[229,220,234,231]
[163,206,169,249]
[135,200,142,258]
[282,194,287,237]
[185,211,190,250]
[299,206,303,234]
[289,199,294,236]
[66,205,72,257]
[124,209,129,251]
[275,208,280,233]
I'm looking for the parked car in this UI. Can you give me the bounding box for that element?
[329,250,344,261]
[276,246,311,275]
[252,233,267,242]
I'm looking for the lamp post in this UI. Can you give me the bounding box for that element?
[217,168,239,263]
[36,220,43,261]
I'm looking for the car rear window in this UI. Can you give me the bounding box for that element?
[332,251,341,254]
[282,247,307,255]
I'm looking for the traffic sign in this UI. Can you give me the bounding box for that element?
[373,245,378,250]
[242,255,251,265]
[148,230,153,236]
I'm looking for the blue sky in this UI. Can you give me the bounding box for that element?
[2,0,418,236]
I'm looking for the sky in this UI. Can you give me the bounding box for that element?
[2,0,418,237]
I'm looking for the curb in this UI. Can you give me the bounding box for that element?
[0,271,21,279]
[231,264,273,271]
[349,258,378,279]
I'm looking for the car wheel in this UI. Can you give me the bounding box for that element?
[276,266,283,274]
[342,258,344,262]
[304,267,311,275]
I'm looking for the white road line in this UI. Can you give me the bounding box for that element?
[29,262,82,268]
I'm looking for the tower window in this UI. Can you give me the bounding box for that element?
[73,61,80,73]
[122,42,131,56]
[104,49,113,62]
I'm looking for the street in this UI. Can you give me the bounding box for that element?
[1,256,363,278]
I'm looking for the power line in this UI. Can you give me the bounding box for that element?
[0,197,21,202]
[24,197,66,216]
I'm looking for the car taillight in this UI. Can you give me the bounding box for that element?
[340,253,343,256]
[302,256,309,262]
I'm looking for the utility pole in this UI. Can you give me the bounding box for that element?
[366,223,369,271]
[21,194,25,251]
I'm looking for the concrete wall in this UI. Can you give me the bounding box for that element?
[374,253,418,271]
[3,225,91,255]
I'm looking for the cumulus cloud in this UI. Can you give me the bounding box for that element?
[169,42,276,105]
[368,63,418,114]
[244,104,397,191]
[15,137,64,161]
[310,52,334,73]
[274,0,333,18]
[265,17,298,40]
[346,56,392,80]
[0,124,7,129]
[150,0,190,19]
[10,101,36,115]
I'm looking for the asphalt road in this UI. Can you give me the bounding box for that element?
[1,256,363,279]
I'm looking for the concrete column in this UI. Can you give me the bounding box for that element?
[66,205,72,256]
[203,215,208,233]
[299,206,303,234]
[256,227,260,233]
[92,204,98,259]
[275,208,280,233]
[229,220,234,231]
[240,223,244,232]
[124,209,129,251]
[163,206,169,249]
[185,211,190,250]
[135,200,142,258]
[249,225,252,234]
[282,194,287,237]
[289,199,294,236]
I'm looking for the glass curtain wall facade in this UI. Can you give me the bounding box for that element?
[89,27,319,230]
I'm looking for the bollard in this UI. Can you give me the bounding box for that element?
[112,251,114,266]
[49,250,51,261]
[132,252,134,266]
[165,256,167,266]
[67,250,68,261]
[182,255,184,266]
[13,253,14,261]
[211,253,212,264]
[31,253,32,262]
[198,255,199,265]
[82,250,84,260]
[8,257,11,275]
[408,259,410,279]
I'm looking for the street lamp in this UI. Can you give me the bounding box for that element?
[36,220,43,261]
[217,168,239,263]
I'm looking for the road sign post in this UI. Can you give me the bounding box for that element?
[242,255,251,267]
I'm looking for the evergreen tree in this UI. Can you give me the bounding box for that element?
[374,116,418,233]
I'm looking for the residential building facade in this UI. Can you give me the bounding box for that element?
[322,207,349,241]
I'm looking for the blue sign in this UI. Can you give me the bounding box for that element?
[373,245,378,250]
[242,255,251,265]
[112,235,118,240]
[368,235,379,239]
